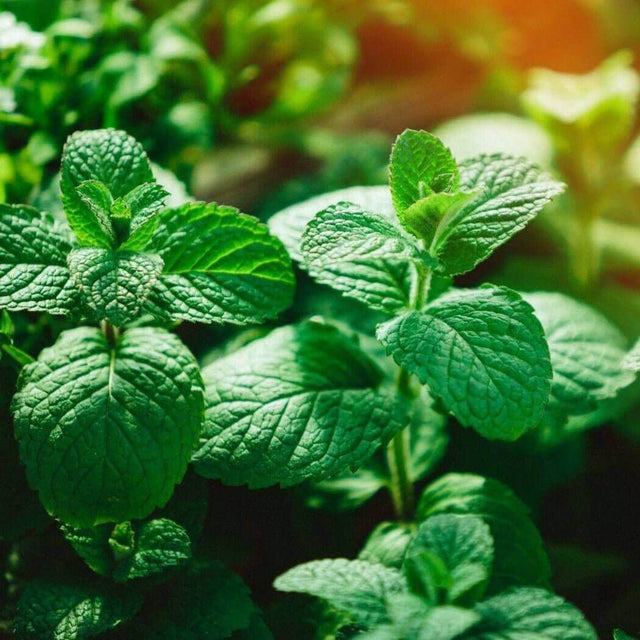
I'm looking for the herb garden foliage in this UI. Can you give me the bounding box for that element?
[3,127,294,529]
[3,127,639,639]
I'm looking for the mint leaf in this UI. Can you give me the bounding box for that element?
[268,186,395,262]
[614,631,639,640]
[75,180,116,246]
[0,204,78,314]
[301,202,424,313]
[67,248,164,326]
[274,559,407,627]
[13,327,204,526]
[62,518,191,582]
[123,182,169,233]
[377,286,551,440]
[407,514,493,605]
[359,522,415,569]
[112,518,191,581]
[417,473,551,593]
[462,587,597,639]
[137,202,294,325]
[430,156,565,275]
[390,130,459,216]
[61,129,154,247]
[193,322,406,488]
[133,559,256,639]
[523,293,636,422]
[408,390,449,482]
[14,579,141,640]
[306,467,387,511]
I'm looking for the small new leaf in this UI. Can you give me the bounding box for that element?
[61,129,154,247]
[13,327,204,527]
[67,248,164,326]
[301,202,425,313]
[390,130,459,218]
[192,322,407,488]
[274,559,407,627]
[377,286,551,440]
[406,514,494,605]
[138,202,295,325]
[0,204,78,315]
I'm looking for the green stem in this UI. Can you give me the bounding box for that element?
[386,263,432,521]
[100,320,119,346]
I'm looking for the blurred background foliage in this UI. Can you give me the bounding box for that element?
[2,0,640,636]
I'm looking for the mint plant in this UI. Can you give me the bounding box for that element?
[0,127,294,637]
[275,474,598,639]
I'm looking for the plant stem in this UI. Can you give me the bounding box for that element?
[100,320,119,346]
[386,262,431,521]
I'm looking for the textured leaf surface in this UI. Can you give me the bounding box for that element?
[418,474,551,594]
[113,518,191,581]
[139,202,294,324]
[268,186,395,261]
[301,203,422,313]
[67,249,163,326]
[193,322,406,488]
[274,559,406,627]
[13,327,204,526]
[61,129,153,247]
[62,518,191,582]
[377,286,551,440]
[14,579,141,640]
[390,130,459,215]
[524,293,635,420]
[408,514,494,603]
[0,204,77,314]
[461,587,597,639]
[133,560,255,639]
[431,155,565,275]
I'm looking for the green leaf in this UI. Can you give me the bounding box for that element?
[406,514,493,605]
[137,202,294,325]
[268,186,395,262]
[75,180,116,246]
[377,286,551,440]
[301,202,423,313]
[13,579,142,640]
[0,204,78,315]
[62,518,191,582]
[408,390,449,482]
[614,631,639,640]
[523,293,636,422]
[133,559,256,639]
[12,327,204,527]
[192,322,407,488]
[61,129,153,247]
[461,587,597,639]
[359,522,416,569]
[112,518,191,581]
[417,473,551,594]
[123,181,170,234]
[430,156,565,276]
[389,130,459,216]
[401,190,479,245]
[523,51,640,151]
[274,559,407,627]
[67,248,164,326]
[306,467,387,511]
